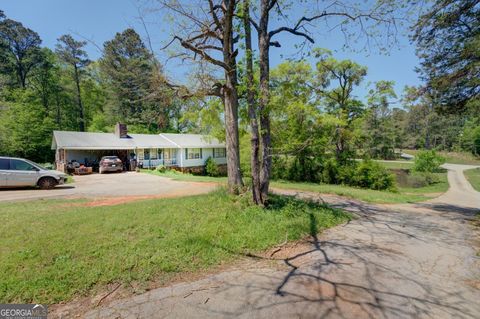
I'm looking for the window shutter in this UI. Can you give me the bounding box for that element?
[185,148,188,159]
[200,148,202,159]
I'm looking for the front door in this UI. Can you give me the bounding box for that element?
[0,158,8,187]
[7,159,40,187]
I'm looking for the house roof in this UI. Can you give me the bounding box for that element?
[161,133,225,148]
[51,131,224,150]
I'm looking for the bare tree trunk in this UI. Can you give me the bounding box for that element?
[258,0,272,204]
[223,0,243,192]
[243,0,261,204]
[73,64,85,131]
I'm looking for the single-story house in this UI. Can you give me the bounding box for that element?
[51,123,227,173]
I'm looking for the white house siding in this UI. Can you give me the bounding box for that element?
[180,148,227,168]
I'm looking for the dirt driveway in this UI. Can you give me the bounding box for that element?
[82,164,480,319]
[0,172,217,203]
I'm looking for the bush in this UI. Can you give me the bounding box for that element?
[205,157,219,177]
[321,158,340,184]
[271,156,289,180]
[413,150,445,173]
[41,163,54,170]
[352,160,396,191]
[155,165,167,173]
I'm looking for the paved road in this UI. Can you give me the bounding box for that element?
[0,172,216,202]
[82,164,480,319]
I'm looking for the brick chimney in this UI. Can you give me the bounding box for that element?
[115,123,128,138]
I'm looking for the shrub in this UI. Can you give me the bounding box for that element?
[413,150,445,173]
[411,171,440,185]
[271,156,289,180]
[321,158,340,184]
[352,160,396,191]
[205,157,219,177]
[155,165,167,173]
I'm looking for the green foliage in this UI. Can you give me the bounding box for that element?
[155,164,167,173]
[0,14,42,88]
[413,150,446,173]
[413,0,479,110]
[0,191,350,303]
[363,81,398,159]
[460,120,480,156]
[205,157,219,177]
[0,98,55,162]
[351,160,396,191]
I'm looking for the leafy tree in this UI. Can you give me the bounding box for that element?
[55,34,90,131]
[413,150,445,173]
[101,29,161,128]
[0,92,55,162]
[364,81,398,159]
[0,11,42,88]
[413,0,479,110]
[460,119,480,155]
[315,49,367,162]
[270,60,326,182]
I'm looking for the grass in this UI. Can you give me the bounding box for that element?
[142,167,448,204]
[404,149,480,165]
[0,190,350,304]
[143,169,448,204]
[142,169,228,183]
[464,168,480,192]
[376,161,414,170]
[271,173,448,204]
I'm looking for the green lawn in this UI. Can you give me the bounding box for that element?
[142,169,228,183]
[404,149,480,165]
[271,173,448,204]
[142,168,448,204]
[376,161,414,170]
[0,190,350,304]
[464,168,480,192]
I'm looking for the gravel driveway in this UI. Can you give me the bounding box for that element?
[0,172,217,202]
[82,164,480,319]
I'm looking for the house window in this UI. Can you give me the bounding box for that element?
[213,148,226,158]
[157,149,163,159]
[150,149,158,160]
[185,148,202,159]
[144,149,150,160]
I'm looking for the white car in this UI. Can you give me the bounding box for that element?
[0,156,68,189]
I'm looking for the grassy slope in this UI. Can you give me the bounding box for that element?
[143,166,448,204]
[464,168,480,192]
[404,149,480,165]
[375,161,414,169]
[271,172,448,204]
[0,190,350,304]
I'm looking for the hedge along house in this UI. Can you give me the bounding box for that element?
[52,123,227,173]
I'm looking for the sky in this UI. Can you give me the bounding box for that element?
[1,0,423,102]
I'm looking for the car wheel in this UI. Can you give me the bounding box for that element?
[38,177,57,190]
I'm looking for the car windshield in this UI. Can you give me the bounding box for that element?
[103,156,119,160]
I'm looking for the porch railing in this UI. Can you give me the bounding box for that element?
[141,158,177,168]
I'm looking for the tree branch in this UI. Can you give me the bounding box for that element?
[174,36,228,70]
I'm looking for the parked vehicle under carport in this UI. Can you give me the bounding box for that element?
[99,156,123,174]
[0,156,68,189]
